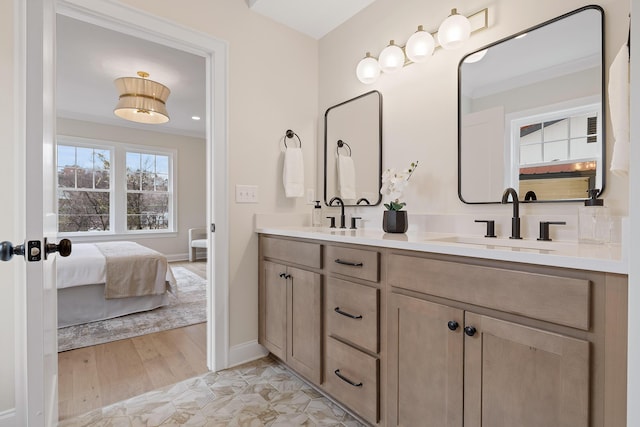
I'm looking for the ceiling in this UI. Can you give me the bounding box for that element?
[56,3,373,138]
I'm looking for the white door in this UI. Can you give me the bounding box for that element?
[21,0,61,425]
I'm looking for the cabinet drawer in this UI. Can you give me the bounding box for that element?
[262,236,321,269]
[388,254,590,330]
[324,337,379,424]
[327,277,379,353]
[326,246,379,282]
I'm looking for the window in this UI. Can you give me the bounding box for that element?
[57,144,112,232]
[56,138,176,236]
[126,152,171,230]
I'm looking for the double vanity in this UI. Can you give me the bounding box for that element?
[257,226,627,427]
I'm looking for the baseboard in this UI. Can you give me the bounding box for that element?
[227,340,268,368]
[166,253,206,262]
[0,408,16,427]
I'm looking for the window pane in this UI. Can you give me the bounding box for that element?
[76,147,94,169]
[520,123,542,143]
[57,145,76,168]
[57,167,76,188]
[76,168,94,189]
[521,144,542,165]
[141,154,155,173]
[570,137,599,159]
[543,140,568,162]
[156,155,169,174]
[126,152,141,190]
[155,173,169,191]
[127,193,169,230]
[58,190,110,232]
[94,149,111,171]
[543,119,568,142]
[95,170,110,189]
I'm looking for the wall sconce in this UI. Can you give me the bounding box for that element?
[356,7,489,84]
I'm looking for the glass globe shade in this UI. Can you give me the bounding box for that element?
[356,53,381,84]
[437,9,471,50]
[405,27,435,63]
[463,49,487,64]
[378,41,405,74]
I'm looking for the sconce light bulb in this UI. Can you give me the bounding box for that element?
[405,25,435,63]
[378,40,406,74]
[356,52,381,84]
[437,8,471,50]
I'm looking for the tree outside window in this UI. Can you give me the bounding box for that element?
[126,152,171,230]
[57,145,111,232]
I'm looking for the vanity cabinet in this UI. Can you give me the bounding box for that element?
[386,251,626,427]
[259,236,323,384]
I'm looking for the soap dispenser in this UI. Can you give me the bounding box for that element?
[312,200,323,227]
[578,189,612,244]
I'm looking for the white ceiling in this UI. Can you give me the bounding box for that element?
[247,0,376,40]
[56,3,373,138]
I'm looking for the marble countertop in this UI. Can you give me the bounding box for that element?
[255,226,628,274]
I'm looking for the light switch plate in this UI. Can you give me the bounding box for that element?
[236,184,258,203]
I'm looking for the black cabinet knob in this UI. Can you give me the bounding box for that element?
[464,326,477,337]
[447,320,459,331]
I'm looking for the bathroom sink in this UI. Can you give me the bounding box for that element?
[427,235,562,252]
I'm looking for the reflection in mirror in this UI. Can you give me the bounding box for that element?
[324,90,382,206]
[458,5,604,203]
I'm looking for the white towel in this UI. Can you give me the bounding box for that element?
[283,147,304,198]
[337,153,356,200]
[609,43,630,176]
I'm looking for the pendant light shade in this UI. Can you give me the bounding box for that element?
[356,52,381,84]
[378,40,405,74]
[405,25,436,63]
[114,71,170,124]
[437,8,471,50]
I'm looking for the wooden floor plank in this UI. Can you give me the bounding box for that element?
[58,260,208,421]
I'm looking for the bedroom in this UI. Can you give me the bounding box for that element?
[54,13,209,419]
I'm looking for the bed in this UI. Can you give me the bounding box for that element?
[57,241,177,328]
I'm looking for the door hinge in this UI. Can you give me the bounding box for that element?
[211,223,216,233]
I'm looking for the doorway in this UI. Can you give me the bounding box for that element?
[19,0,229,424]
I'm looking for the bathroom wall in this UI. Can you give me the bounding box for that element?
[57,118,206,259]
[319,0,630,222]
[118,0,319,348]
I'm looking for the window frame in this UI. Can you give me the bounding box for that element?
[56,136,177,238]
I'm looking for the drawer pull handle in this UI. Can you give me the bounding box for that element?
[279,273,291,279]
[334,258,363,267]
[334,369,363,387]
[334,307,363,319]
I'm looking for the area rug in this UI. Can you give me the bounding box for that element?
[58,266,206,352]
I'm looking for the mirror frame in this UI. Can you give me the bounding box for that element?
[457,5,606,204]
[324,90,383,206]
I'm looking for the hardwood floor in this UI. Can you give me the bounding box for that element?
[58,260,209,421]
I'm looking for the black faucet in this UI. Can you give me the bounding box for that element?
[329,197,346,229]
[501,187,522,239]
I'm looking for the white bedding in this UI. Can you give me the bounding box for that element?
[57,242,107,289]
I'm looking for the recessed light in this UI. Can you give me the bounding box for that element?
[192,116,201,121]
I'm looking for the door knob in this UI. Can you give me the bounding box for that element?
[464,326,477,337]
[447,320,459,331]
[44,238,72,259]
[0,241,26,261]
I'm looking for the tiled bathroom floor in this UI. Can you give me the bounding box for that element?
[58,356,367,426]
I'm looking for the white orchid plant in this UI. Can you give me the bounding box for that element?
[380,161,419,211]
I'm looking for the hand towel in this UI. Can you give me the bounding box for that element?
[283,147,304,198]
[609,43,630,176]
[337,153,356,200]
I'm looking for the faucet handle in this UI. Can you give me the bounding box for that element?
[350,217,361,230]
[474,220,496,238]
[327,216,336,229]
[537,221,566,241]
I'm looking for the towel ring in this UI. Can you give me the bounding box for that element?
[282,129,302,149]
[336,140,352,156]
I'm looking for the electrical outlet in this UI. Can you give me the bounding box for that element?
[236,184,258,203]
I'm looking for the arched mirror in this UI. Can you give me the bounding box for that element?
[458,5,605,203]
[324,90,382,206]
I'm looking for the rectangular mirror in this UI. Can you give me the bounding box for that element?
[458,5,604,203]
[324,90,382,206]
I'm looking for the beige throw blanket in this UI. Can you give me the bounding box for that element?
[95,242,172,299]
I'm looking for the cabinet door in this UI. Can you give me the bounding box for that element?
[287,266,323,384]
[464,312,589,427]
[261,260,287,359]
[387,293,463,427]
